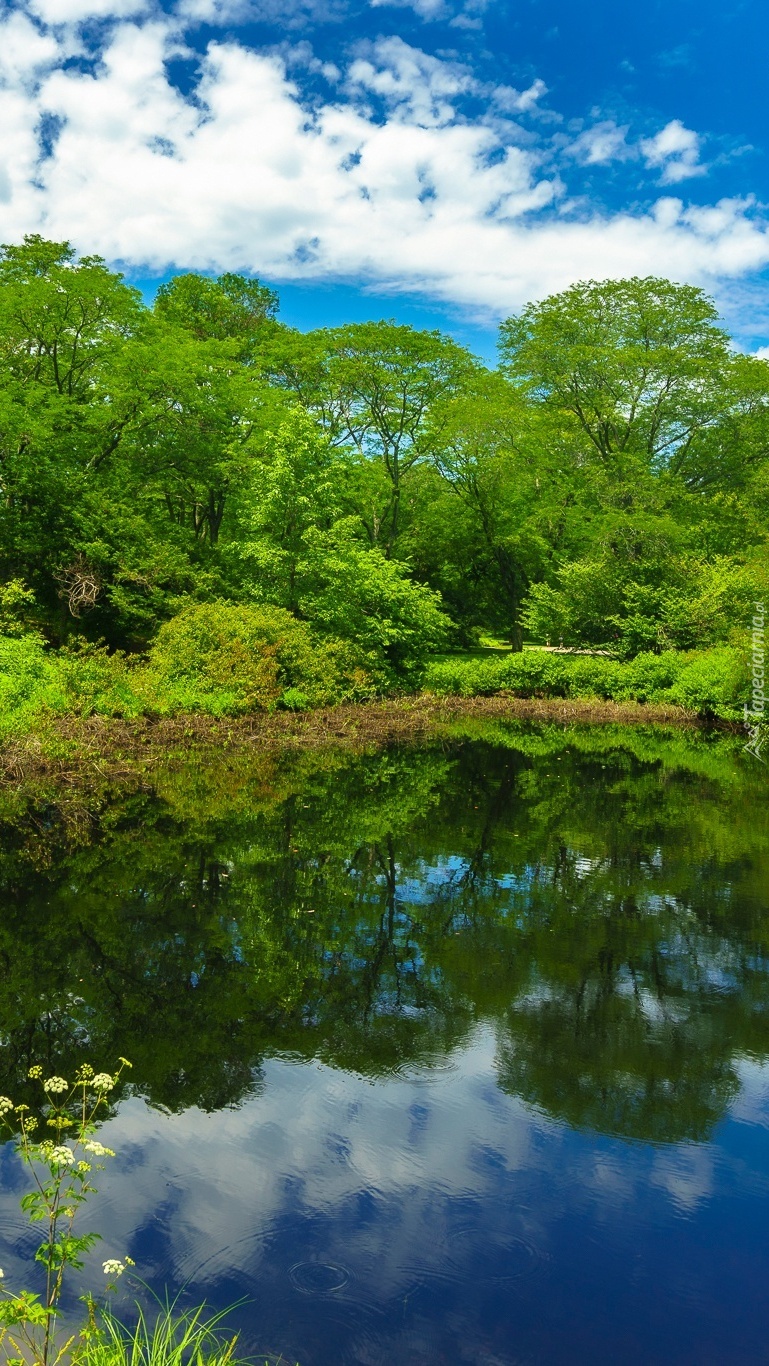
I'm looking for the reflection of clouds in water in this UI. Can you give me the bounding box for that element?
[729,1056,769,1130]
[2,1035,769,1360]
[86,1026,546,1294]
[650,1145,715,1214]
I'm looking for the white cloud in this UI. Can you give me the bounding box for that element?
[176,0,348,29]
[0,10,62,83]
[641,118,706,184]
[369,0,490,27]
[347,37,473,126]
[370,0,446,21]
[491,77,547,115]
[567,119,632,167]
[0,18,767,320]
[27,0,150,24]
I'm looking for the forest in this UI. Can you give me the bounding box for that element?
[1,232,768,734]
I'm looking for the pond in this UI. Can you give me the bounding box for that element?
[1,721,769,1365]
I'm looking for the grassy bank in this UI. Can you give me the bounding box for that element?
[0,693,733,784]
[423,645,750,719]
[0,605,755,778]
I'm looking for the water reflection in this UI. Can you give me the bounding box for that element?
[1,724,769,1362]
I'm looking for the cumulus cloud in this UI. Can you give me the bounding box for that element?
[0,13,767,318]
[491,77,547,114]
[370,0,446,21]
[176,0,349,30]
[641,118,706,184]
[28,0,150,24]
[0,10,62,82]
[347,36,473,125]
[566,119,632,167]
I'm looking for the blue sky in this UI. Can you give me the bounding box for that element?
[1,0,767,357]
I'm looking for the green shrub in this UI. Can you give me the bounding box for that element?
[0,579,38,637]
[664,648,748,717]
[142,601,373,715]
[422,646,750,719]
[0,632,67,737]
[57,641,145,718]
[620,651,683,701]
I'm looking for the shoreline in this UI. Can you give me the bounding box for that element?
[0,693,731,783]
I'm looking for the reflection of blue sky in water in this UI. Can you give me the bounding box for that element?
[3,1030,769,1365]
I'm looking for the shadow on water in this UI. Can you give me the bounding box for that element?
[1,720,769,1364]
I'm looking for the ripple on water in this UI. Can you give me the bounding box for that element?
[167,1216,298,1286]
[386,1053,461,1085]
[401,1229,547,1295]
[289,1260,350,1294]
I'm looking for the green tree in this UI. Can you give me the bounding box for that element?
[154,271,279,357]
[0,240,291,645]
[266,321,479,554]
[499,275,769,492]
[418,372,587,649]
[499,277,769,651]
[232,412,450,681]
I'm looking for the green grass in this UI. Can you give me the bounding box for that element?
[78,1298,294,1366]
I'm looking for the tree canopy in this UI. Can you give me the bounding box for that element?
[0,236,767,670]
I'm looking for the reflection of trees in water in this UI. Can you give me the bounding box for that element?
[0,732,767,1142]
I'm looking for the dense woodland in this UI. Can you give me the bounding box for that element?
[1,234,768,726]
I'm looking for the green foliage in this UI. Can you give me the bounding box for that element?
[233,411,450,682]
[0,239,768,716]
[265,320,479,553]
[523,549,769,657]
[498,275,768,490]
[423,646,750,719]
[78,1300,251,1366]
[154,270,278,353]
[0,632,66,737]
[143,600,367,712]
[0,1061,131,1366]
[0,580,38,636]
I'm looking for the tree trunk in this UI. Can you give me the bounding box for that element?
[385,484,400,559]
[509,620,524,652]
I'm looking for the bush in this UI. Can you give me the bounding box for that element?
[57,641,145,718]
[0,632,66,737]
[422,646,750,720]
[296,526,450,685]
[664,648,748,717]
[522,555,769,659]
[143,601,373,714]
[620,651,683,701]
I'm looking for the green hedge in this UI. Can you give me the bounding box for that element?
[422,647,749,720]
[0,627,752,745]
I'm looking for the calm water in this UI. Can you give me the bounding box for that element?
[1,723,769,1364]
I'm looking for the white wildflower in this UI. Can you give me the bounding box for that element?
[83,1141,114,1157]
[91,1074,114,1092]
[0,1267,4,1278]
[0,1097,13,1115]
[43,1077,69,1094]
[49,1146,75,1167]
[102,1260,125,1277]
